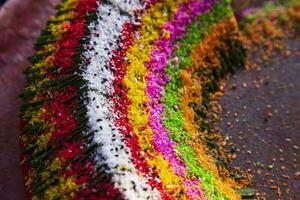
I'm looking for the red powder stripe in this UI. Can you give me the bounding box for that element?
[42,0,122,198]
[111,22,173,200]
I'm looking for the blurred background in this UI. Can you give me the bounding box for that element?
[0,1,59,199]
[0,0,299,199]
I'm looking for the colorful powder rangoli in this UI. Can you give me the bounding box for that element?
[20,0,248,199]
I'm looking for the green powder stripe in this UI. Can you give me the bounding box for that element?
[162,1,234,199]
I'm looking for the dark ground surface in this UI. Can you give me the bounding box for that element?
[218,39,300,199]
[0,0,299,199]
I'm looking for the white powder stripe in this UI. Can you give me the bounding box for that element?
[82,2,160,199]
[109,0,142,13]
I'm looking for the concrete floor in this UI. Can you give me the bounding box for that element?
[218,39,300,199]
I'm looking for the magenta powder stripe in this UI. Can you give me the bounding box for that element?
[146,0,217,198]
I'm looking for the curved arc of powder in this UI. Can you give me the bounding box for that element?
[82,1,160,199]
[123,0,195,198]
[180,17,242,200]
[109,5,175,200]
[21,0,83,199]
[162,1,241,199]
[146,1,218,199]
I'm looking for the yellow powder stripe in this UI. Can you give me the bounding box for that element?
[124,0,189,198]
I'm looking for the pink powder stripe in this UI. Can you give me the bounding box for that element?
[146,0,217,198]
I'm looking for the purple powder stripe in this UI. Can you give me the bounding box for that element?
[146,0,217,198]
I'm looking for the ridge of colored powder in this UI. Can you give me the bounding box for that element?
[37,0,100,198]
[20,0,81,197]
[182,17,243,200]
[162,1,241,199]
[20,0,115,199]
[20,0,249,199]
[111,21,173,200]
[124,0,189,198]
[81,1,165,199]
[145,1,219,199]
